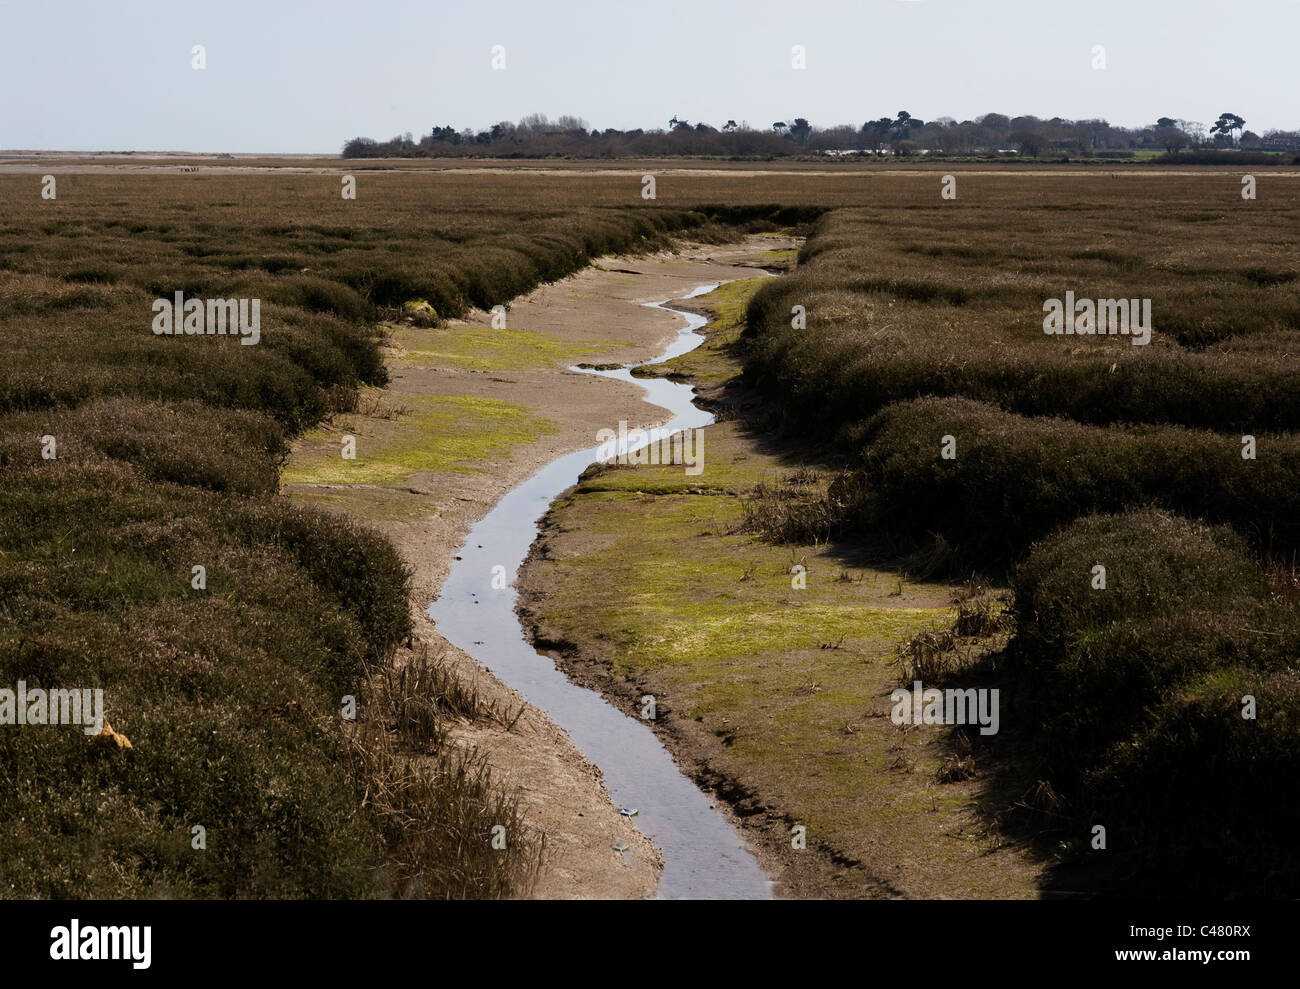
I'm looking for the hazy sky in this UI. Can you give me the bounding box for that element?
[2,0,1293,153]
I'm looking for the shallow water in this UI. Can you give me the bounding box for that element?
[427,284,774,899]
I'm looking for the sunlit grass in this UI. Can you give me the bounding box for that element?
[281,394,556,485]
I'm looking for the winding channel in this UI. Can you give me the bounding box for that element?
[428,283,774,899]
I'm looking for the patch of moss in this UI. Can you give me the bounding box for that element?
[754,248,799,269]
[281,394,555,486]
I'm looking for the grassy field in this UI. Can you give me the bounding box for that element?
[4,164,1297,898]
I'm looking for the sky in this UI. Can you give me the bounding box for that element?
[1,0,1294,153]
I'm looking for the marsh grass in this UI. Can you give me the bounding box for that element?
[1005,511,1300,893]
[0,172,771,898]
[739,477,849,545]
[737,177,1300,895]
[348,720,544,899]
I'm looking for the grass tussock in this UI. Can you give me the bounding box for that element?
[1004,511,1300,895]
[354,649,541,898]
[846,395,1300,563]
[738,477,848,545]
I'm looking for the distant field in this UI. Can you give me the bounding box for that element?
[6,150,1297,173]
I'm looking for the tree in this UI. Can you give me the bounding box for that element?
[772,121,788,136]
[1178,119,1206,145]
[788,117,812,145]
[1156,126,1188,154]
[861,117,893,154]
[1261,130,1300,150]
[1156,117,1178,129]
[892,110,924,141]
[341,137,378,158]
[724,119,738,132]
[1210,112,1246,146]
[516,113,552,137]
[1009,129,1044,156]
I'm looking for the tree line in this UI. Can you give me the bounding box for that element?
[343,111,1300,159]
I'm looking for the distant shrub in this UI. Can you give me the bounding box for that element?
[1153,149,1289,166]
[264,275,373,323]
